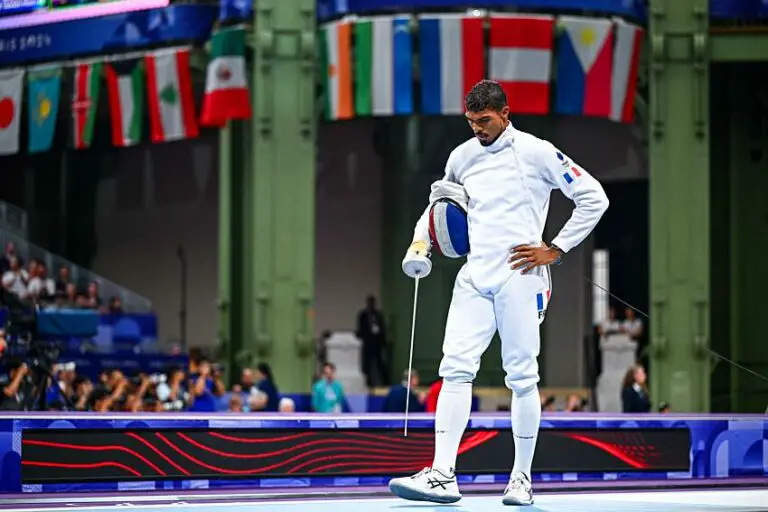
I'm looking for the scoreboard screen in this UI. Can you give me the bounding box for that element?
[0,0,170,29]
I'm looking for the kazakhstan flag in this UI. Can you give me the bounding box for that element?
[28,66,61,154]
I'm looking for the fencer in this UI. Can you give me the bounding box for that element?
[389,80,609,506]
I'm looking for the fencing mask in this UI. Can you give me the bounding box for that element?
[428,199,469,258]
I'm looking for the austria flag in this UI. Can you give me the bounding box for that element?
[489,14,554,115]
[555,16,614,118]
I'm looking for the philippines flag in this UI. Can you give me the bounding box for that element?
[611,20,643,123]
[555,16,614,118]
[419,14,485,115]
[489,14,555,115]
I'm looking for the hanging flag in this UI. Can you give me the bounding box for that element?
[72,62,102,150]
[28,66,61,154]
[354,15,413,117]
[555,16,614,118]
[105,59,144,147]
[319,20,353,120]
[419,14,484,115]
[146,49,199,142]
[488,14,554,115]
[611,20,643,123]
[0,68,23,156]
[200,27,252,127]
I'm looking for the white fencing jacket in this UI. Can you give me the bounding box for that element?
[413,122,609,291]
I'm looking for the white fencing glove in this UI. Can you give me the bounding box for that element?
[402,240,432,279]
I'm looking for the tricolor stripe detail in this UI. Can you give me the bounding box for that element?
[562,165,582,184]
[489,14,554,115]
[428,201,462,258]
[610,20,644,123]
[419,14,485,115]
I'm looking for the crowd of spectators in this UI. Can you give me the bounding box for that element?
[0,242,123,314]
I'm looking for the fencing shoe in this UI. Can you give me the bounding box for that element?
[502,471,533,506]
[389,467,461,504]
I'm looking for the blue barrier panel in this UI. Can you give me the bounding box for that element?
[0,4,217,67]
[0,412,765,493]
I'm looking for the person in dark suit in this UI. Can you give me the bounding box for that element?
[621,364,651,413]
[356,295,389,387]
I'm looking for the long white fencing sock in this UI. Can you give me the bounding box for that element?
[511,385,541,478]
[432,380,472,474]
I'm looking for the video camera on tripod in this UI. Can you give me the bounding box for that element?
[0,288,98,411]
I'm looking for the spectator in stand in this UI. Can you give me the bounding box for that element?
[563,393,585,412]
[311,362,346,413]
[108,296,123,314]
[59,282,78,308]
[621,364,651,413]
[187,356,225,413]
[27,262,56,303]
[0,242,22,273]
[279,397,296,412]
[85,281,103,310]
[425,378,442,413]
[597,305,622,338]
[541,394,556,411]
[228,393,243,412]
[72,376,94,411]
[155,366,188,411]
[239,368,257,395]
[55,265,71,295]
[623,307,643,343]
[0,358,30,411]
[2,256,29,300]
[248,363,280,412]
[658,401,671,413]
[382,369,426,413]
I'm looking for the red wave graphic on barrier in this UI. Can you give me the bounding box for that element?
[124,433,191,476]
[22,439,167,475]
[22,460,142,477]
[177,432,432,459]
[555,433,649,469]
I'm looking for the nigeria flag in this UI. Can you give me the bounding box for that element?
[145,48,199,143]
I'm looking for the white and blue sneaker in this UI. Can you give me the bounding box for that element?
[389,467,462,504]
[502,472,534,506]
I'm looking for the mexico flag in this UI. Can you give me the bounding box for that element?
[105,58,144,147]
[200,27,251,127]
[72,62,102,150]
[145,48,198,142]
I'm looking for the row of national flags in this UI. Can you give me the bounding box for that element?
[319,13,643,123]
[0,28,251,156]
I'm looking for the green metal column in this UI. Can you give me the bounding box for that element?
[648,0,711,411]
[247,0,316,392]
[218,120,248,385]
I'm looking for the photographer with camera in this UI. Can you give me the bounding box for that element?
[155,366,189,412]
[187,353,225,413]
[0,357,30,410]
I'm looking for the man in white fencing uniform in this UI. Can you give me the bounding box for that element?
[389,80,609,506]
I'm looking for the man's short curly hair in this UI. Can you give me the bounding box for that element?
[465,80,508,112]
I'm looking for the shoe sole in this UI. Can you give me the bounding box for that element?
[502,495,534,506]
[388,481,461,504]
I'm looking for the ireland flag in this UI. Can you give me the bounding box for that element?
[105,58,144,147]
[145,48,199,143]
[200,27,252,127]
